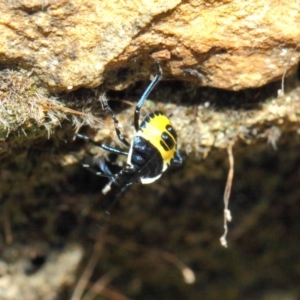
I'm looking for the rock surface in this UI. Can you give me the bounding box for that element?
[0,0,299,91]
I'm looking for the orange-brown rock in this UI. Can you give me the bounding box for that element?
[0,0,299,91]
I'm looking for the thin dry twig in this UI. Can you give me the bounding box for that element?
[71,229,106,300]
[161,251,195,284]
[82,270,119,300]
[220,144,234,248]
[98,235,195,286]
[3,201,13,245]
[40,99,104,127]
[278,44,299,97]
[99,287,131,300]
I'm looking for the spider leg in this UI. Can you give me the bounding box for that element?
[76,133,128,156]
[97,183,132,229]
[172,150,183,166]
[81,162,114,180]
[105,183,132,215]
[105,105,131,147]
[81,157,117,194]
[134,62,162,131]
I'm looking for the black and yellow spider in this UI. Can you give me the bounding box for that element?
[77,64,182,213]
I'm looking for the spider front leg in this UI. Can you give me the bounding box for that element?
[134,62,162,131]
[76,133,128,156]
[80,156,114,179]
[104,105,131,148]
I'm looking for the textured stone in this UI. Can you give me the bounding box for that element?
[0,0,180,91]
[122,0,300,90]
[0,0,299,91]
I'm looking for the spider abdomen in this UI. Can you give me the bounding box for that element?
[137,111,178,168]
[125,111,179,184]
